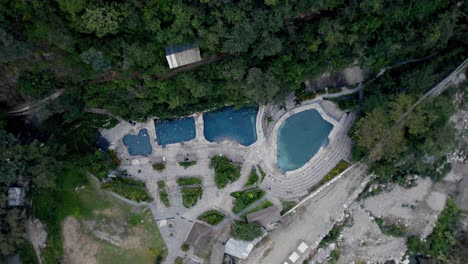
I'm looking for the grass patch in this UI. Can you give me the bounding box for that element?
[240,200,273,219]
[153,163,166,172]
[258,166,267,182]
[210,156,241,189]
[33,163,166,263]
[176,177,202,186]
[375,218,406,237]
[159,190,170,207]
[181,187,203,208]
[308,160,349,193]
[102,176,152,202]
[231,188,265,214]
[178,160,197,169]
[198,210,226,226]
[244,169,259,187]
[281,200,297,215]
[157,180,166,189]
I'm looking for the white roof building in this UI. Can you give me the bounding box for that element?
[165,43,201,69]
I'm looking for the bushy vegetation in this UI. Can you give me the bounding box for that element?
[375,218,406,237]
[231,188,265,214]
[326,93,360,111]
[407,198,460,260]
[197,210,226,226]
[81,150,121,180]
[231,222,263,241]
[244,169,259,187]
[210,156,241,189]
[328,249,341,264]
[176,177,202,186]
[320,223,344,247]
[178,161,197,169]
[181,187,203,208]
[308,160,349,193]
[102,176,151,202]
[156,180,166,189]
[153,163,166,172]
[18,70,56,98]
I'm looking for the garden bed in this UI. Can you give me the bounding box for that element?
[197,210,226,226]
[178,161,197,169]
[176,177,202,186]
[181,187,203,208]
[210,156,241,189]
[231,188,265,214]
[244,169,259,187]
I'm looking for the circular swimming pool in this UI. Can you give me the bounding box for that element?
[277,109,333,171]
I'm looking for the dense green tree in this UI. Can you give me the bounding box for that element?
[80,4,124,38]
[231,222,263,241]
[18,70,55,99]
[0,206,26,256]
[80,48,112,72]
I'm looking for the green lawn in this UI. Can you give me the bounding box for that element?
[33,164,166,263]
[244,169,259,187]
[240,200,273,219]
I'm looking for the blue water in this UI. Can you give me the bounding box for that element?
[277,109,333,171]
[203,107,258,146]
[155,117,196,145]
[123,129,152,156]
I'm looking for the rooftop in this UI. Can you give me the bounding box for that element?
[185,222,213,250]
[246,205,281,226]
[165,43,201,69]
[8,187,25,207]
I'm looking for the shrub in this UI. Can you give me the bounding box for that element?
[231,222,263,241]
[328,249,341,264]
[375,218,406,237]
[294,87,317,103]
[101,176,151,202]
[176,177,202,186]
[159,190,170,207]
[244,169,259,187]
[320,223,344,247]
[178,161,197,169]
[210,156,241,189]
[231,188,265,214]
[153,163,166,172]
[198,210,226,226]
[181,244,189,252]
[181,187,203,208]
[157,180,166,189]
[407,198,460,258]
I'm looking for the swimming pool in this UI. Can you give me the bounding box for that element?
[203,107,258,146]
[277,109,333,171]
[123,129,152,156]
[155,117,196,145]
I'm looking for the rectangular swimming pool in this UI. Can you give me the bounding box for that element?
[155,117,196,145]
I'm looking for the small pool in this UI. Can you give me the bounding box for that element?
[123,129,152,156]
[155,117,196,145]
[203,107,258,146]
[277,109,333,171]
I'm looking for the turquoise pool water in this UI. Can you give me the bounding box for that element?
[123,129,152,156]
[277,109,333,171]
[203,107,258,146]
[155,117,196,145]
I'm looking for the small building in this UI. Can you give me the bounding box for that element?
[224,231,267,259]
[165,43,201,69]
[8,187,25,207]
[185,222,213,251]
[246,205,281,229]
